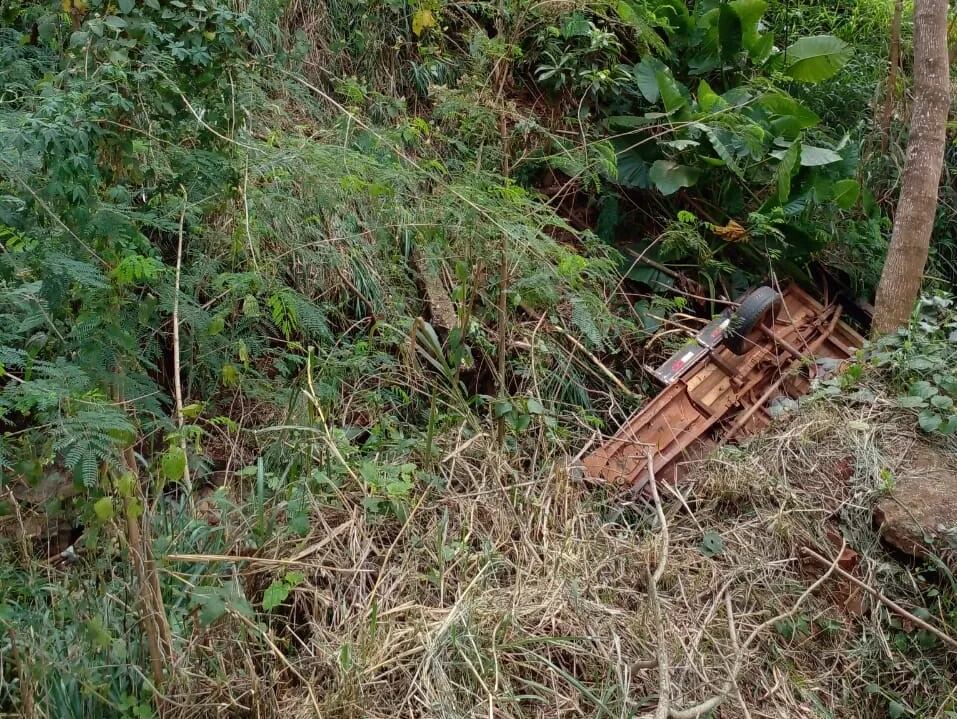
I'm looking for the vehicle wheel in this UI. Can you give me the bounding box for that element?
[726,286,781,355]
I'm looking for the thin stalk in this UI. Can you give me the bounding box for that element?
[880,0,903,152]
[172,190,192,495]
[496,231,508,446]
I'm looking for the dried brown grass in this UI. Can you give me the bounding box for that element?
[164,396,957,718]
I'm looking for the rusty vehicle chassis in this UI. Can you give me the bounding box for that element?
[583,284,864,494]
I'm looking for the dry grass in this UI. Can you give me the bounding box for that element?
[159,394,957,719]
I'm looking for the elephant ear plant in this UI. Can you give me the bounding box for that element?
[525,0,858,293]
[607,1,856,212]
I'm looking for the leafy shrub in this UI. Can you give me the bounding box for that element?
[529,13,632,105]
[869,295,957,435]
[517,0,864,292]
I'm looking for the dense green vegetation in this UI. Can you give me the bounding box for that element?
[0,0,955,717]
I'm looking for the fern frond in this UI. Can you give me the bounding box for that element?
[284,291,332,343]
[52,406,134,487]
[570,296,604,349]
[44,252,108,289]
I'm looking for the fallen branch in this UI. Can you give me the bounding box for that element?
[496,231,509,446]
[646,451,671,719]
[725,592,753,719]
[551,323,642,401]
[289,519,355,561]
[801,546,957,652]
[411,246,455,331]
[120,445,172,690]
[302,350,361,494]
[4,488,31,565]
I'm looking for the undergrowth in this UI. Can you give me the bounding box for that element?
[1,0,956,717]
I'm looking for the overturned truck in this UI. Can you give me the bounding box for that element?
[584,283,865,493]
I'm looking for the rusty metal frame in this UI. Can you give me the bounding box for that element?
[583,284,864,494]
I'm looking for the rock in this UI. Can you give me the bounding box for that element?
[874,444,957,568]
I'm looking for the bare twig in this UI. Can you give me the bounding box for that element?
[164,552,370,573]
[554,323,642,401]
[289,518,355,561]
[302,349,361,490]
[120,446,171,690]
[880,0,904,152]
[519,302,640,401]
[440,432,487,463]
[242,158,260,272]
[801,546,957,651]
[725,592,753,719]
[5,488,31,565]
[496,232,509,446]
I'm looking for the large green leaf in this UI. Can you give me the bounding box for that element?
[811,173,835,202]
[798,144,842,166]
[649,160,701,195]
[731,0,767,45]
[627,264,675,289]
[654,0,691,32]
[722,86,752,107]
[687,7,721,75]
[697,79,725,113]
[699,124,743,177]
[833,178,860,209]
[606,115,656,130]
[782,35,852,83]
[717,4,742,61]
[655,69,688,113]
[770,142,842,167]
[758,93,820,134]
[633,56,668,103]
[748,33,774,63]
[919,410,943,433]
[776,138,801,202]
[613,140,651,188]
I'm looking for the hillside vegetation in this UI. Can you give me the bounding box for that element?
[0,1,956,717]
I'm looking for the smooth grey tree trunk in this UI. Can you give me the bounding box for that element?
[873,0,950,336]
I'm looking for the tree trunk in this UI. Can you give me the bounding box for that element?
[872,0,950,336]
[880,0,903,152]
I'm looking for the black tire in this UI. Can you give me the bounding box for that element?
[725,286,781,355]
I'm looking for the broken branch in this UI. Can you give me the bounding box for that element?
[801,546,957,651]
[646,450,671,719]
